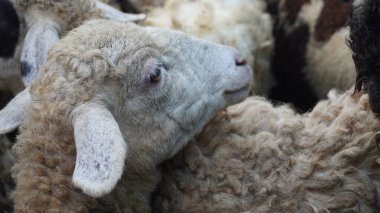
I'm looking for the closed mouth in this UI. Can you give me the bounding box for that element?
[224,85,250,95]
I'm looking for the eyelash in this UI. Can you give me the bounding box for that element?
[150,66,161,83]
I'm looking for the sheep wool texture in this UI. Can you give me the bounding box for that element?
[153,89,380,212]
[11,21,142,212]
[0,0,103,95]
[12,0,102,34]
[144,0,274,95]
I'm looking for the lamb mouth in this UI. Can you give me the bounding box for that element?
[224,85,250,95]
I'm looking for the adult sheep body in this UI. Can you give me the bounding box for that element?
[11,19,252,212]
[153,89,380,212]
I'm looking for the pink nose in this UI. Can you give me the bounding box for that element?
[235,54,247,66]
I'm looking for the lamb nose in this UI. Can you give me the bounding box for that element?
[235,54,247,66]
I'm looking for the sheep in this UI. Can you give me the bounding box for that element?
[143,0,274,96]
[267,0,355,111]
[349,0,380,114]
[10,0,145,86]
[0,0,24,94]
[0,0,145,135]
[11,19,252,212]
[152,88,380,212]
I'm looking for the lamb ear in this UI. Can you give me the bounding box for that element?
[0,88,30,134]
[71,102,127,198]
[20,17,60,85]
[95,0,146,22]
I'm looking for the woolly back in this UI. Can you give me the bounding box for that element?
[153,90,380,212]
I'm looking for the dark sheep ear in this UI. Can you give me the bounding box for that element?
[0,0,20,58]
[20,12,60,85]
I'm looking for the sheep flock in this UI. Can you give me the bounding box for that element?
[0,0,380,212]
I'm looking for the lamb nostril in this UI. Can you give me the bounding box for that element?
[235,56,247,66]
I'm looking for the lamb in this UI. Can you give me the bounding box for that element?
[349,0,380,114]
[143,0,274,96]
[11,19,252,212]
[0,0,145,134]
[267,0,355,111]
[152,88,380,212]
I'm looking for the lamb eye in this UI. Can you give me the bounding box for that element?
[150,67,161,83]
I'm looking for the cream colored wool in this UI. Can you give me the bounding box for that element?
[153,89,380,212]
[144,0,274,95]
[13,0,101,30]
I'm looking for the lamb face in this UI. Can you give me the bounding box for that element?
[24,20,252,198]
[119,26,253,159]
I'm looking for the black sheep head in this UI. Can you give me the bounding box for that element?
[349,0,380,113]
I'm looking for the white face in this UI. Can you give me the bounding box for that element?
[108,25,252,162]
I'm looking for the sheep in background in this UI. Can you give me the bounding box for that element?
[152,88,380,212]
[0,0,145,135]
[0,0,24,94]
[349,0,380,114]
[143,0,274,96]
[267,0,354,111]
[11,19,252,212]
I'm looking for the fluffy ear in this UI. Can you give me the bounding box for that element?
[20,14,60,85]
[71,102,127,198]
[0,88,30,134]
[95,0,146,22]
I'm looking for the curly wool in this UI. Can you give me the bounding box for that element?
[153,89,380,212]
[10,21,133,212]
[144,0,273,95]
[13,0,101,31]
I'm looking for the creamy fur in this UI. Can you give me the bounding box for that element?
[153,89,380,212]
